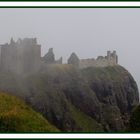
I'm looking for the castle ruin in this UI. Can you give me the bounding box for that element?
[0,38,63,74]
[68,51,118,69]
[0,38,118,74]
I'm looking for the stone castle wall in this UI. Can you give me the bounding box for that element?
[68,51,118,69]
[0,39,63,74]
[79,51,118,69]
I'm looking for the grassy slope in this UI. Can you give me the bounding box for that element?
[0,92,59,132]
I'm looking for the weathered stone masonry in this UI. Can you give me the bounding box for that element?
[0,38,41,74]
[68,51,118,69]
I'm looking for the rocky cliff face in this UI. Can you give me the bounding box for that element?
[81,66,139,131]
[0,65,138,132]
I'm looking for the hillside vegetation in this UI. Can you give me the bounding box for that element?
[126,105,140,132]
[0,93,59,132]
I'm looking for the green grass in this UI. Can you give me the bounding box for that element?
[0,92,59,132]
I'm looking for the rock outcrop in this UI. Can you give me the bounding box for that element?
[0,65,138,132]
[81,66,139,131]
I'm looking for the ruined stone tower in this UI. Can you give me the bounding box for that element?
[0,38,41,74]
[42,48,63,64]
[68,52,80,67]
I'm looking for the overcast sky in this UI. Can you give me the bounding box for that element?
[0,8,140,91]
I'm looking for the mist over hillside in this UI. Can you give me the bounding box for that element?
[0,8,140,93]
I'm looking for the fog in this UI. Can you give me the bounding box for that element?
[0,8,140,91]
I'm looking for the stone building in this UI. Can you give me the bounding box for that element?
[0,38,41,74]
[68,51,118,69]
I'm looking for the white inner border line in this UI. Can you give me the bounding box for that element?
[0,2,140,6]
[0,134,140,139]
